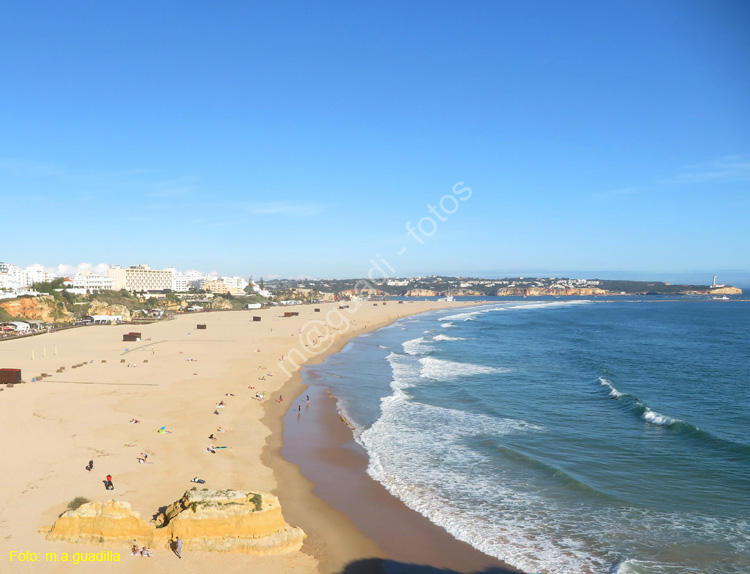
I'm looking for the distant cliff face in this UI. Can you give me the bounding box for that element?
[708,286,743,295]
[405,289,439,297]
[45,489,305,555]
[0,295,73,323]
[495,287,609,297]
[88,300,133,322]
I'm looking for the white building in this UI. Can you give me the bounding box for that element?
[0,262,24,290]
[221,276,249,293]
[108,264,173,292]
[72,271,114,292]
[165,268,190,292]
[184,270,206,290]
[1,262,57,289]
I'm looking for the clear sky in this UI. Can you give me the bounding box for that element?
[1,1,749,283]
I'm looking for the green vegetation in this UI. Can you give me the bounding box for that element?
[31,278,67,294]
[66,497,90,511]
[0,307,17,322]
[249,493,262,512]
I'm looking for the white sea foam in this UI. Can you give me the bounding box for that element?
[344,298,746,574]
[402,336,432,356]
[433,334,466,341]
[642,408,678,426]
[440,322,455,328]
[440,300,593,324]
[361,386,737,574]
[441,311,481,322]
[419,357,508,380]
[385,352,422,391]
[599,376,625,398]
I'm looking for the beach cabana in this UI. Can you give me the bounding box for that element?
[0,368,22,384]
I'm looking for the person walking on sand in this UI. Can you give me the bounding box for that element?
[176,536,182,559]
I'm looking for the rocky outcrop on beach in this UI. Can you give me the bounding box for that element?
[87,300,133,322]
[44,489,305,555]
[0,295,74,323]
[211,296,234,310]
[156,488,305,554]
[495,287,609,297]
[45,500,154,545]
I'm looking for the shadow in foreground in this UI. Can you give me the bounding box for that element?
[338,558,523,574]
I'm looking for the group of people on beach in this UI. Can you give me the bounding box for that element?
[131,544,152,557]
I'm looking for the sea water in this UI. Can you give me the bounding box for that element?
[301,298,750,574]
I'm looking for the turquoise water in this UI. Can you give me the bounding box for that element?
[302,298,750,574]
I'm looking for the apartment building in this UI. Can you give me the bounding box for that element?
[108,264,173,292]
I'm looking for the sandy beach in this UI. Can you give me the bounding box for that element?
[0,300,516,574]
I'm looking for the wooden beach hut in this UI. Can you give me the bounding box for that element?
[0,368,22,384]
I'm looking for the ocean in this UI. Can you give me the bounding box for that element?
[298,298,750,574]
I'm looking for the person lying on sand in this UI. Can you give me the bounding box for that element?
[208,433,216,440]
[206,446,216,453]
[129,419,140,424]
[217,427,226,432]
[140,547,152,557]
[191,477,206,484]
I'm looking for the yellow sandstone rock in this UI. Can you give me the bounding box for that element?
[45,500,153,545]
[44,489,305,555]
[156,489,305,554]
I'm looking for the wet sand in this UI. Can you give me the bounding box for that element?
[280,382,522,573]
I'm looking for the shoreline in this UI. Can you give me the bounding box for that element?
[0,300,488,574]
[269,309,524,574]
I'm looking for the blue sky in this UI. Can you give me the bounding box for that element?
[1,1,749,283]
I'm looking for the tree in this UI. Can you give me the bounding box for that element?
[259,277,265,290]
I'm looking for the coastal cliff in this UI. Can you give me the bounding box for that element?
[705,286,743,295]
[45,489,305,555]
[0,295,73,323]
[495,287,609,297]
[87,300,133,322]
[405,289,439,297]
